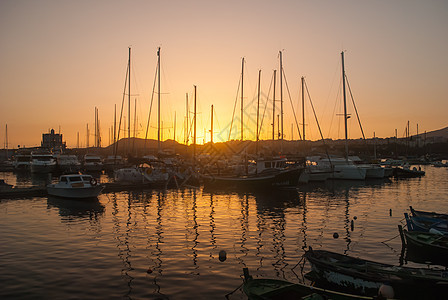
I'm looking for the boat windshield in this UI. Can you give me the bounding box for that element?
[81,176,92,182]
[68,176,82,182]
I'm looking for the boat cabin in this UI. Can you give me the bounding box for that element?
[58,174,94,187]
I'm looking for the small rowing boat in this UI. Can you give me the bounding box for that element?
[242,268,375,300]
[410,206,448,220]
[398,225,448,267]
[303,247,448,299]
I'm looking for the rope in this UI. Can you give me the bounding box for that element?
[228,74,241,141]
[381,233,400,243]
[259,71,274,140]
[224,282,243,299]
[282,69,302,140]
[144,61,159,149]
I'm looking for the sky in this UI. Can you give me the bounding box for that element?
[1,0,447,148]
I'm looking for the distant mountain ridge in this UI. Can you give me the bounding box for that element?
[418,126,448,139]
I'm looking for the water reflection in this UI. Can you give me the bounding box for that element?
[47,195,104,221]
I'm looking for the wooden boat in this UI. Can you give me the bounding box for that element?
[399,225,448,266]
[47,174,104,199]
[410,206,448,220]
[404,212,448,235]
[202,167,302,190]
[303,247,448,299]
[242,268,375,300]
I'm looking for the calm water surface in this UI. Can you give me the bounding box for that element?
[1,166,447,299]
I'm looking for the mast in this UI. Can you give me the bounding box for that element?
[279,51,283,142]
[114,104,117,145]
[272,69,276,140]
[157,47,161,153]
[241,57,244,141]
[86,124,89,148]
[174,111,176,143]
[128,47,131,154]
[94,107,97,148]
[256,70,261,155]
[185,93,189,145]
[4,124,8,159]
[193,85,197,168]
[341,51,349,160]
[133,98,137,154]
[210,105,214,144]
[301,76,305,142]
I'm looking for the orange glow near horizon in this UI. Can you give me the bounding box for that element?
[1,1,447,149]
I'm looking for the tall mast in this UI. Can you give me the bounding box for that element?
[185,93,189,145]
[157,47,161,153]
[272,69,276,140]
[113,104,116,145]
[128,47,131,154]
[279,51,283,142]
[86,124,89,148]
[210,104,214,144]
[94,107,97,147]
[301,77,305,142]
[193,85,197,168]
[133,98,137,154]
[174,111,176,143]
[241,57,244,141]
[256,70,261,155]
[341,51,349,160]
[4,124,8,159]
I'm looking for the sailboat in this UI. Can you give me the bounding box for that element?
[201,63,303,190]
[327,52,366,180]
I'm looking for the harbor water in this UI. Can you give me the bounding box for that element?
[1,165,447,299]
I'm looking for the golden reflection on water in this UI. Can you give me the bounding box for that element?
[0,166,447,298]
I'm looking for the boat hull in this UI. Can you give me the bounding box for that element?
[202,168,302,190]
[304,248,448,299]
[331,165,366,180]
[47,185,104,199]
[243,268,373,300]
[403,230,448,266]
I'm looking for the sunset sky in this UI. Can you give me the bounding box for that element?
[1,0,447,148]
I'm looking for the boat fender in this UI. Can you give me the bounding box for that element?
[90,178,97,186]
[378,283,394,298]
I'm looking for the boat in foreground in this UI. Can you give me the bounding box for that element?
[47,174,104,199]
[303,247,448,299]
[242,268,376,300]
[398,225,448,266]
[404,212,448,235]
[410,206,448,220]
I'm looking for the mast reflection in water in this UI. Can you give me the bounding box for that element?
[0,166,446,299]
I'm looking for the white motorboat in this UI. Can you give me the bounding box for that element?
[83,154,103,172]
[13,150,32,170]
[56,154,81,172]
[30,150,57,173]
[47,174,104,199]
[357,164,385,179]
[103,155,125,172]
[114,163,169,186]
[303,156,334,182]
[318,157,366,180]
